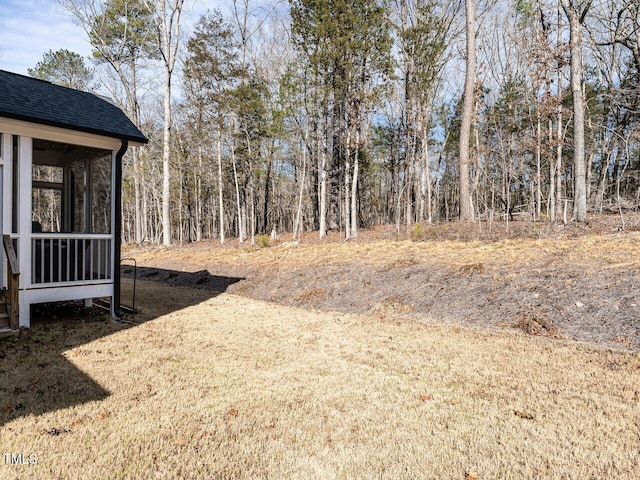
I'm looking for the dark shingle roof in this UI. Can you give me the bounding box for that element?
[0,70,147,144]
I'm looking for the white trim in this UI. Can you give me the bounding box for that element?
[26,279,113,290]
[18,136,31,290]
[1,133,11,235]
[0,118,123,150]
[23,283,113,303]
[31,233,112,240]
[19,282,114,327]
[16,135,30,326]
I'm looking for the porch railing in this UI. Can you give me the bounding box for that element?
[31,234,112,285]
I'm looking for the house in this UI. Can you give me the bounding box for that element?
[0,70,148,332]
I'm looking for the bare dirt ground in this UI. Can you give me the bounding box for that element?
[125,213,640,351]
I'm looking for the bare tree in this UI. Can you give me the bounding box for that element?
[560,0,592,222]
[459,0,476,221]
[60,0,157,243]
[144,0,185,245]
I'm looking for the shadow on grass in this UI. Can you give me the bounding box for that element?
[0,268,243,427]
[124,266,244,293]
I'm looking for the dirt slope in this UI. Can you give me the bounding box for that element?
[124,216,640,351]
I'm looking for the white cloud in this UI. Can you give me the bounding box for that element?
[0,0,91,75]
[0,0,227,77]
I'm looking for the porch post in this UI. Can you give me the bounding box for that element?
[0,134,7,288]
[1,134,10,237]
[17,136,32,327]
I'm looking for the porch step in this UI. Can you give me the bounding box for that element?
[0,326,18,338]
[0,291,7,329]
[0,312,9,330]
[0,296,16,333]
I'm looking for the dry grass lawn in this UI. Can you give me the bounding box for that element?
[1,279,640,479]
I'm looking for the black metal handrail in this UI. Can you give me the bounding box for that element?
[121,257,137,313]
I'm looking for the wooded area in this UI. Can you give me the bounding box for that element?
[28,0,640,244]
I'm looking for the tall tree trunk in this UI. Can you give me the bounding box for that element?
[231,141,244,243]
[132,147,142,243]
[549,117,556,221]
[560,0,592,222]
[350,130,359,239]
[294,136,307,241]
[142,182,149,242]
[155,0,185,245]
[586,114,594,203]
[161,67,172,245]
[418,117,429,223]
[262,148,273,233]
[459,0,476,221]
[595,149,610,212]
[556,108,563,223]
[131,63,143,244]
[217,127,225,244]
[177,155,183,245]
[344,128,351,240]
[425,133,433,224]
[536,116,542,219]
[405,164,413,227]
[329,85,343,231]
[250,184,255,244]
[195,146,202,242]
[319,119,328,239]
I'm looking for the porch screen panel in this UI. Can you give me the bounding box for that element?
[91,153,112,234]
[70,160,86,233]
[30,139,114,285]
[32,164,64,233]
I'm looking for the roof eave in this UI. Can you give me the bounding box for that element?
[0,111,148,146]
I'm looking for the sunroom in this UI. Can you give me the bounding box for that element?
[0,70,147,331]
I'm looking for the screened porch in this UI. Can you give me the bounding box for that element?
[30,139,113,287]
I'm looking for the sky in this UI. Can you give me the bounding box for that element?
[0,0,219,77]
[0,0,93,75]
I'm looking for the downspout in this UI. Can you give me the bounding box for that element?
[113,139,128,319]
